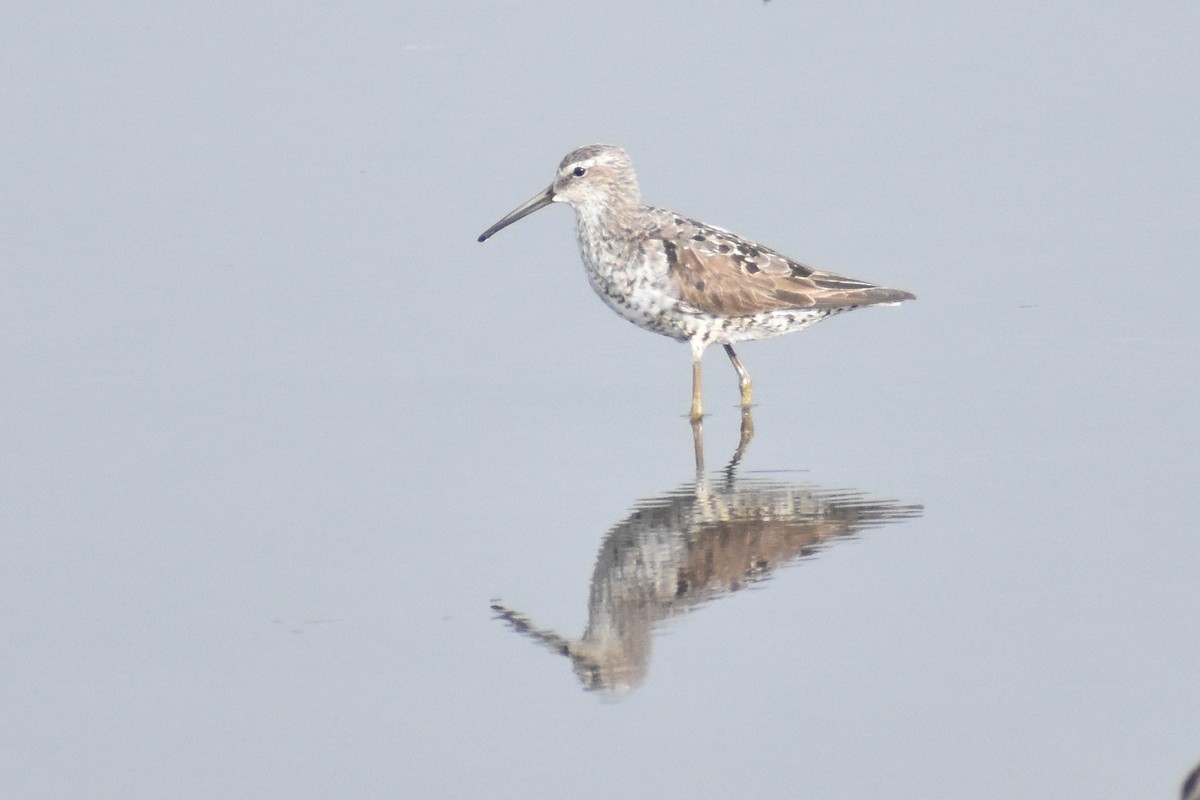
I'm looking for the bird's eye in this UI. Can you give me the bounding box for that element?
[572,166,586,177]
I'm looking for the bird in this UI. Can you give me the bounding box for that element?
[477,144,913,421]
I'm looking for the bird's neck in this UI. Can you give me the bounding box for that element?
[574,202,641,274]
[574,197,640,251]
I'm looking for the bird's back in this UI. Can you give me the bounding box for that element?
[639,206,914,317]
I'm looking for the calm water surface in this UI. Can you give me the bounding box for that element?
[2,3,1198,799]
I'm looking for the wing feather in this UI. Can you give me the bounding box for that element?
[651,211,914,317]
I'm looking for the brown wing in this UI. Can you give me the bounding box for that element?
[663,242,915,316]
[650,210,914,317]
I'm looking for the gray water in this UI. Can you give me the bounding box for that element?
[3,3,1198,798]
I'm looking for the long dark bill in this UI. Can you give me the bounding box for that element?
[477,185,555,242]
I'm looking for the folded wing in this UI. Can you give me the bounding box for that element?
[652,214,914,317]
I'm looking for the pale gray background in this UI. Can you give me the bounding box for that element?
[2,2,1198,798]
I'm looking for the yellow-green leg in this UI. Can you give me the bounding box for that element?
[689,340,706,421]
[723,344,753,408]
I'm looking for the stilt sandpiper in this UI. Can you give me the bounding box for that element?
[478,144,913,420]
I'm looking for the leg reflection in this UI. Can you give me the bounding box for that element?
[690,406,755,483]
[726,406,755,478]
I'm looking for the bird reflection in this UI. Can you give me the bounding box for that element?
[491,412,922,695]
